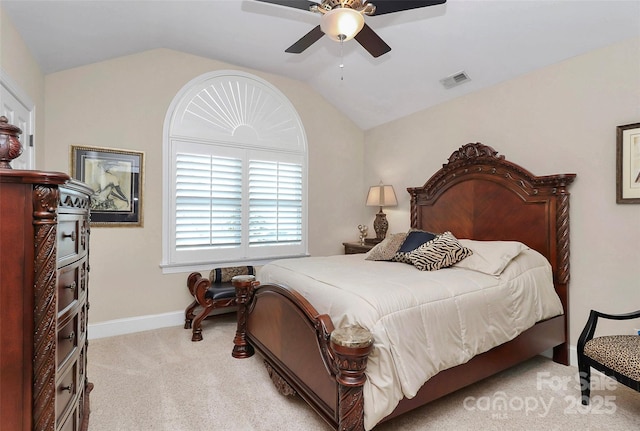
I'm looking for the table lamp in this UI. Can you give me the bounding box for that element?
[365,182,397,243]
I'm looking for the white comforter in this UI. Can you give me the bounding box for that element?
[257,249,563,430]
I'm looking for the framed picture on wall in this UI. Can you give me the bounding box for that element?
[71,145,144,226]
[616,123,640,204]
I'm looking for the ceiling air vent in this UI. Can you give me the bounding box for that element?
[440,71,471,89]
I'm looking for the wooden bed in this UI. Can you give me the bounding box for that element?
[230,143,576,430]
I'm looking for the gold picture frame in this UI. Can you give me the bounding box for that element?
[71,145,144,226]
[616,123,640,204]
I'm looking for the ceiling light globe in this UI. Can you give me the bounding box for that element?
[320,8,365,42]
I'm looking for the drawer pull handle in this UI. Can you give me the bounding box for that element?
[62,383,74,393]
[62,231,76,241]
[65,281,77,290]
[63,331,75,343]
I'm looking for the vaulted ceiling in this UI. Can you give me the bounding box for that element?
[3,0,639,130]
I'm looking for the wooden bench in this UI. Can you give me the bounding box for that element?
[184,266,255,341]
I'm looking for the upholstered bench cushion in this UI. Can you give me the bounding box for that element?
[204,283,236,301]
[209,266,255,284]
[584,335,640,381]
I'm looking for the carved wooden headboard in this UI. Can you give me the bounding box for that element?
[408,143,576,289]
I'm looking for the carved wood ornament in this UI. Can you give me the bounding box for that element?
[232,276,259,358]
[32,185,60,431]
[265,361,297,397]
[0,115,23,168]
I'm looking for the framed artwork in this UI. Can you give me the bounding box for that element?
[616,123,640,204]
[71,145,144,226]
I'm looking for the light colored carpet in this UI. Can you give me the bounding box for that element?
[87,315,640,430]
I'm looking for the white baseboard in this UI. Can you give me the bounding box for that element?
[569,345,578,367]
[88,311,184,340]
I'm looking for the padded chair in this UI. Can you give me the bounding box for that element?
[577,309,640,404]
[184,266,255,342]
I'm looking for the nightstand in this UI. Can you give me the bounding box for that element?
[342,242,375,255]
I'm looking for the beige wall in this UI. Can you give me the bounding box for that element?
[0,6,46,166]
[43,48,364,324]
[364,37,640,347]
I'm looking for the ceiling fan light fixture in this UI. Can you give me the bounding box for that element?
[320,8,365,42]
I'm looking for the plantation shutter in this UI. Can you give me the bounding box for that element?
[175,153,242,249]
[249,160,303,246]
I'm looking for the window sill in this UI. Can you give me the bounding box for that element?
[159,254,310,275]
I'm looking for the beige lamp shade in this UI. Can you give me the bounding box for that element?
[366,184,398,208]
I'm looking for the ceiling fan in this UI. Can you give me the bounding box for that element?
[256,0,447,58]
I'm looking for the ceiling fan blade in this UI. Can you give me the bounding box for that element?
[254,0,318,12]
[367,0,446,16]
[354,23,391,58]
[285,25,325,53]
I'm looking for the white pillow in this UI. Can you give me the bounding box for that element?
[452,239,529,276]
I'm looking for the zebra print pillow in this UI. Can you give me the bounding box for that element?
[408,231,473,271]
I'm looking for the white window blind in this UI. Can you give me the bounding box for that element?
[175,153,242,250]
[249,160,303,246]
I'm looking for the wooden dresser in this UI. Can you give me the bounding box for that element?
[0,169,93,431]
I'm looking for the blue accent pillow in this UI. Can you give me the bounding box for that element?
[398,231,437,253]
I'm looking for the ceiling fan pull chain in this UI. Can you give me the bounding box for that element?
[339,34,345,81]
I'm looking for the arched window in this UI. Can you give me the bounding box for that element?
[162,71,308,272]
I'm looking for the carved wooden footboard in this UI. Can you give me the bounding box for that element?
[232,275,372,430]
[231,143,576,430]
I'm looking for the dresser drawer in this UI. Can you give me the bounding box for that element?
[57,258,87,314]
[76,389,85,431]
[56,361,78,424]
[57,313,79,370]
[57,215,88,268]
[58,348,86,431]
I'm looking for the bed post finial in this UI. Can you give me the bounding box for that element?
[232,275,259,358]
[330,325,374,431]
